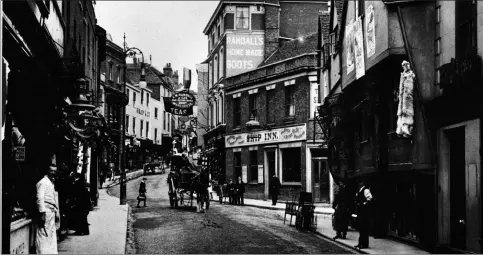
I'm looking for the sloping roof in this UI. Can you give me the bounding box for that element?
[126,63,177,90]
[334,0,344,29]
[259,32,319,67]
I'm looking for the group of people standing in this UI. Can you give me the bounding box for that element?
[225,176,245,205]
[332,181,373,250]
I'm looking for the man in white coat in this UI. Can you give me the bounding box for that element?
[36,163,60,254]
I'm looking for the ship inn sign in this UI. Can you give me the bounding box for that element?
[225,124,306,148]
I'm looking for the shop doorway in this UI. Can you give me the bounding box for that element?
[448,127,466,250]
[312,158,329,203]
[267,150,276,196]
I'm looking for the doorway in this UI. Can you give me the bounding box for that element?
[448,127,466,250]
[312,158,329,202]
[267,150,276,196]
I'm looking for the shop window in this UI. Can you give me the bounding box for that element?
[285,85,295,117]
[249,150,258,182]
[236,7,249,29]
[282,148,301,182]
[266,89,275,124]
[249,93,257,120]
[234,98,241,128]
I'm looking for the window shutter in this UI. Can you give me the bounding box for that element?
[224,13,234,30]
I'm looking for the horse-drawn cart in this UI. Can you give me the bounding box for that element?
[167,154,210,211]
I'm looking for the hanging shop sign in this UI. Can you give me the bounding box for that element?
[14,147,25,161]
[365,5,376,58]
[354,16,366,79]
[346,19,355,74]
[163,90,196,116]
[225,124,306,148]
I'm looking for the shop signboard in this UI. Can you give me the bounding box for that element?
[354,16,366,79]
[15,147,25,161]
[225,124,307,148]
[163,90,196,116]
[226,33,265,77]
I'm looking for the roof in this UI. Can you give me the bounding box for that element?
[320,14,331,45]
[259,32,319,67]
[126,63,177,90]
[203,0,277,35]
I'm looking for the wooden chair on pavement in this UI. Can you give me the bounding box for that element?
[284,189,298,226]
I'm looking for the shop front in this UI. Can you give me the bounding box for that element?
[225,124,308,201]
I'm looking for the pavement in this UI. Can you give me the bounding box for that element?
[210,193,429,255]
[57,168,153,254]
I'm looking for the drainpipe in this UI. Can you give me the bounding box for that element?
[397,6,438,250]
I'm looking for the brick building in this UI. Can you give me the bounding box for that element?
[199,0,329,187]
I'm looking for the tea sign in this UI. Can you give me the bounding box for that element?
[171,91,196,109]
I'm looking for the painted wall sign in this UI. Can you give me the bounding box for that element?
[171,91,196,109]
[225,124,307,148]
[365,5,376,58]
[346,20,355,74]
[354,17,366,79]
[310,82,320,118]
[226,33,265,77]
[136,108,150,118]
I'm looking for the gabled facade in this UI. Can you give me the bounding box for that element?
[200,0,329,186]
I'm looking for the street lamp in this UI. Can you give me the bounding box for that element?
[119,34,148,205]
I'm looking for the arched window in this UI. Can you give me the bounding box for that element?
[219,47,224,79]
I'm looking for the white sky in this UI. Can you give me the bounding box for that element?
[95,1,219,92]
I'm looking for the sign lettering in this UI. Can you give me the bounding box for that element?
[226,34,264,77]
[225,124,307,148]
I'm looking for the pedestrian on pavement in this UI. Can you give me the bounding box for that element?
[236,176,245,205]
[270,175,281,206]
[36,163,61,254]
[354,181,373,250]
[108,162,115,181]
[228,179,235,205]
[72,174,90,235]
[99,166,106,189]
[137,178,147,207]
[332,183,351,240]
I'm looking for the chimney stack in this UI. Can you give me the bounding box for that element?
[163,63,173,77]
[173,70,179,84]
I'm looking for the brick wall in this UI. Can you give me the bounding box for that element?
[264,4,280,59]
[279,2,329,38]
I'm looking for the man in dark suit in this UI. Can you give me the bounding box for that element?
[236,176,245,205]
[355,181,373,250]
[270,175,281,206]
[137,178,147,208]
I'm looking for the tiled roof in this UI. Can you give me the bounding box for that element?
[126,63,177,90]
[259,32,319,67]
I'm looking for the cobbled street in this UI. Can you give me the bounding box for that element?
[108,174,355,254]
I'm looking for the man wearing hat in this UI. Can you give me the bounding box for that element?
[35,156,60,254]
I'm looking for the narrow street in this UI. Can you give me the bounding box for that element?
[108,174,355,254]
